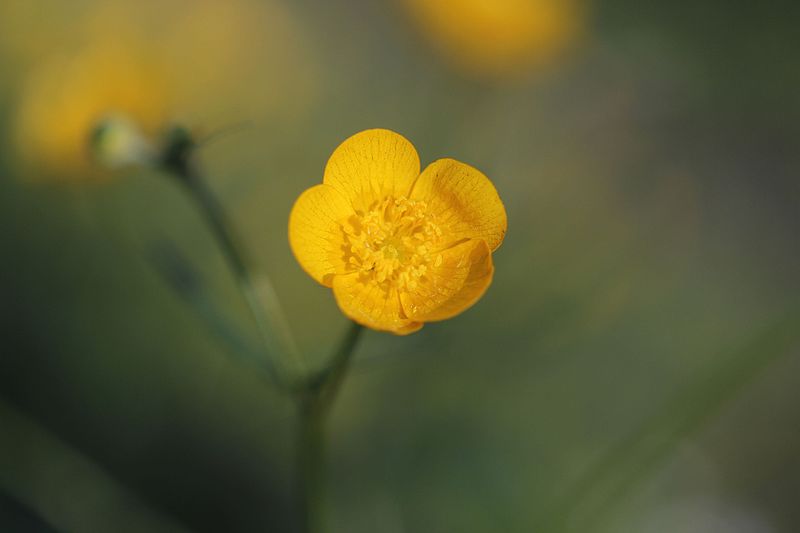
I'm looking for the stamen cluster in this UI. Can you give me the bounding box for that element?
[343,196,443,291]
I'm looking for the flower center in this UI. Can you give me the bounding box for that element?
[343,196,443,290]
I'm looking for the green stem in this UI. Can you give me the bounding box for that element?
[165,141,302,387]
[297,322,364,533]
[311,321,365,405]
[161,130,364,532]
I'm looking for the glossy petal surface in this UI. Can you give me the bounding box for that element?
[400,239,494,322]
[333,274,423,335]
[411,158,507,250]
[323,129,420,211]
[289,184,354,286]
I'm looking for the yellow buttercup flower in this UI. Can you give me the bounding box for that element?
[289,129,507,335]
[404,0,584,79]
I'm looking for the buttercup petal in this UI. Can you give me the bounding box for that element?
[400,239,494,322]
[289,184,354,287]
[323,129,421,211]
[410,158,507,251]
[333,274,424,335]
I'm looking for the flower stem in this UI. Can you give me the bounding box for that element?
[163,131,302,387]
[161,129,364,531]
[297,321,363,533]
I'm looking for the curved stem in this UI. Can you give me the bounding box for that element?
[168,150,303,387]
[297,322,364,533]
[161,131,364,532]
[311,321,365,404]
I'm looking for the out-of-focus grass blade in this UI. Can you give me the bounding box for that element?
[0,491,61,532]
[0,398,195,533]
[536,308,800,533]
[252,272,305,377]
[147,240,278,383]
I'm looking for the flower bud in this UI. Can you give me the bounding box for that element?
[89,114,157,169]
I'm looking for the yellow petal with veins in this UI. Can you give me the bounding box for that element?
[289,184,354,287]
[323,129,420,211]
[411,158,507,251]
[332,274,423,335]
[400,239,493,322]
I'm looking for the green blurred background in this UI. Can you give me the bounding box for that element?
[1,0,799,532]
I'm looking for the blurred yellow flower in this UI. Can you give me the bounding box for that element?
[9,0,317,181]
[403,0,585,78]
[14,42,168,180]
[289,129,507,334]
